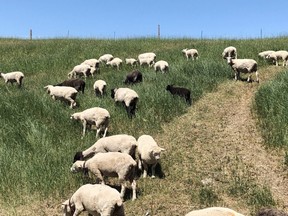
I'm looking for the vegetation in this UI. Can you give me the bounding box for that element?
[0,37,287,215]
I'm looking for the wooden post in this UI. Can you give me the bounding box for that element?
[30,29,32,40]
[158,24,160,39]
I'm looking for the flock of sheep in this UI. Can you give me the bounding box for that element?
[1,46,287,216]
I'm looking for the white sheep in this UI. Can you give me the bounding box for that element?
[71,152,137,201]
[137,135,165,178]
[185,207,245,216]
[0,71,24,87]
[81,58,100,74]
[99,54,114,63]
[61,183,125,216]
[93,79,107,97]
[44,85,78,109]
[106,57,123,70]
[222,46,237,59]
[182,48,199,60]
[226,57,258,82]
[70,107,110,139]
[125,58,137,67]
[68,64,96,79]
[258,50,275,59]
[111,87,139,118]
[73,134,138,162]
[138,52,156,67]
[154,60,169,73]
[266,50,288,66]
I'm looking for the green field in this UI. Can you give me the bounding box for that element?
[0,37,287,215]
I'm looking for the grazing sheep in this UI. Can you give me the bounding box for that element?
[154,60,169,73]
[222,46,237,59]
[55,78,86,94]
[73,134,138,162]
[185,207,245,216]
[124,70,143,84]
[0,71,24,87]
[81,58,100,74]
[256,208,288,216]
[61,183,125,216]
[111,87,139,118]
[93,79,107,97]
[71,152,137,201]
[166,84,192,105]
[258,50,275,59]
[266,50,288,66]
[106,57,123,70]
[137,135,165,178]
[125,58,137,67]
[138,52,156,67]
[99,54,114,63]
[68,64,96,79]
[70,107,110,139]
[182,48,199,60]
[44,85,78,109]
[226,57,258,82]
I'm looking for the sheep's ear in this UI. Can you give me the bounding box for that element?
[61,200,69,210]
[159,147,165,152]
[44,85,49,89]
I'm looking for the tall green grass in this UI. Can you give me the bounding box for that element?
[0,37,287,209]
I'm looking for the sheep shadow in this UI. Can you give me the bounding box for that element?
[136,163,165,179]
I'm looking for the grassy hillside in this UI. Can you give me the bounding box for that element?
[0,37,287,215]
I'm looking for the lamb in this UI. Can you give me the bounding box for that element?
[70,107,110,139]
[44,85,78,109]
[81,58,100,74]
[0,71,24,87]
[256,208,288,216]
[154,60,169,73]
[185,207,245,216]
[125,58,137,67]
[222,46,237,59]
[99,54,114,63]
[166,84,192,105]
[124,70,143,84]
[61,183,125,216]
[226,57,259,82]
[266,50,288,66]
[106,57,123,70]
[93,79,107,96]
[68,64,96,79]
[138,52,156,67]
[182,48,199,60]
[111,87,139,118]
[137,135,165,178]
[55,78,85,94]
[71,152,137,201]
[73,134,137,162]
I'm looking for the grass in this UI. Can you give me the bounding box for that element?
[0,37,287,215]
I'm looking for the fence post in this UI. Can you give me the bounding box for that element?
[30,29,32,40]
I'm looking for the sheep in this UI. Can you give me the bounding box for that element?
[137,134,165,178]
[44,85,78,109]
[111,87,139,118]
[71,152,137,201]
[222,46,237,59]
[73,134,138,162]
[185,207,245,216]
[61,183,125,216]
[154,60,169,73]
[99,54,114,63]
[68,64,96,79]
[258,50,275,59]
[182,48,199,60]
[266,50,288,66]
[125,58,137,67]
[0,71,24,87]
[226,57,259,82]
[124,70,143,84]
[256,208,288,216]
[93,79,107,97]
[106,57,123,70]
[166,84,192,105]
[138,52,156,67]
[55,78,85,94]
[81,58,100,74]
[70,107,110,139]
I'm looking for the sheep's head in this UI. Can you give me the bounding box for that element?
[226,57,234,65]
[151,146,165,161]
[110,88,117,99]
[70,113,80,120]
[166,84,174,91]
[182,48,188,54]
[61,199,75,216]
[70,161,85,173]
[44,85,52,94]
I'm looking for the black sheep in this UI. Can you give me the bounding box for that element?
[166,84,192,105]
[55,78,86,94]
[124,70,143,84]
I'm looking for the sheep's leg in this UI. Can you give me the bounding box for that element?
[131,179,137,201]
[151,163,157,178]
[102,127,108,138]
[66,97,76,109]
[73,204,84,216]
[81,120,87,138]
[247,74,251,83]
[142,162,148,178]
[255,71,259,83]
[120,182,126,199]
